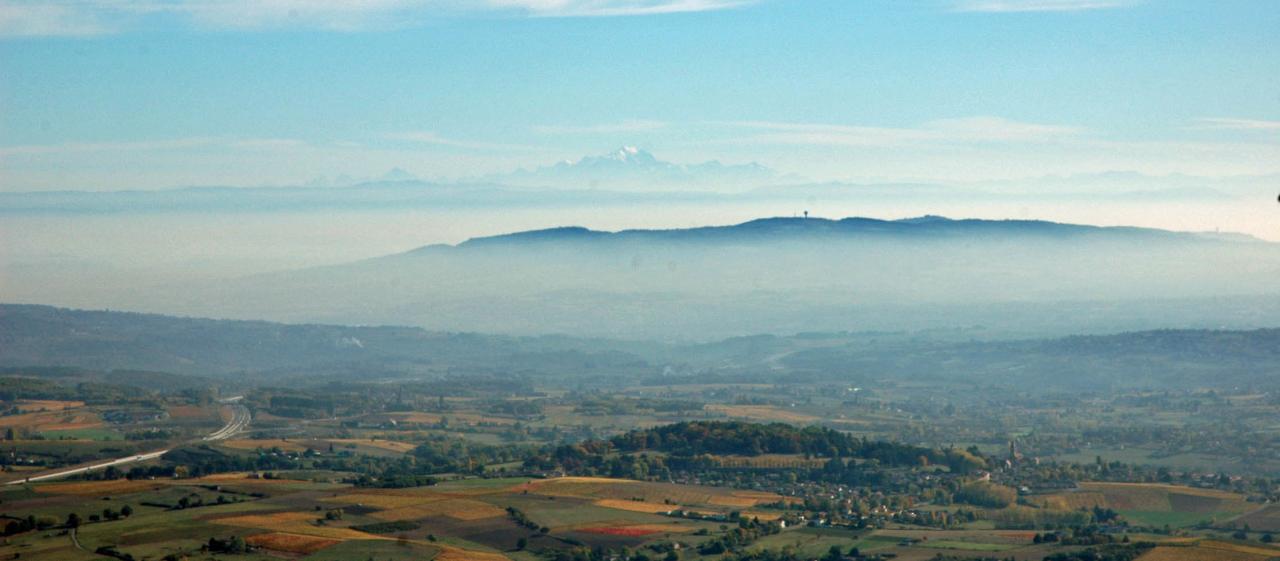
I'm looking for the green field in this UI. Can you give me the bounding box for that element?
[919,540,1017,552]
[39,427,124,441]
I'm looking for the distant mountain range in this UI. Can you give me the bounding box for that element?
[62,215,1276,340]
[4,147,1270,215]
[491,146,787,190]
[443,215,1226,250]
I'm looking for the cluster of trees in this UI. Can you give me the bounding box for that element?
[1043,543,1153,561]
[204,535,249,554]
[3,514,59,535]
[608,422,988,474]
[953,481,1017,508]
[697,517,784,555]
[506,506,543,532]
[2,504,134,536]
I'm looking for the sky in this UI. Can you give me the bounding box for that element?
[1,0,1278,192]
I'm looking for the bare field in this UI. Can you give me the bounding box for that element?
[519,476,783,512]
[704,404,820,424]
[245,532,341,554]
[1138,540,1280,561]
[14,400,85,412]
[165,405,215,420]
[1233,504,1280,532]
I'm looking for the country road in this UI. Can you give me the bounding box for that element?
[4,400,250,486]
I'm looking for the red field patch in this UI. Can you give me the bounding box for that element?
[246,532,342,554]
[577,524,692,537]
[14,400,84,413]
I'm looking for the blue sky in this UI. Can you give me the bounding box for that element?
[1,0,1278,191]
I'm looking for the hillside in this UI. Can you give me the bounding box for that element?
[2,305,1279,391]
[96,216,1280,340]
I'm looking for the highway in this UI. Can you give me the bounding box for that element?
[203,400,251,441]
[5,399,250,485]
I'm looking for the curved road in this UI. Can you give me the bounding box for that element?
[5,399,250,485]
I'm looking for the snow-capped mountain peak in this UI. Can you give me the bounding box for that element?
[490,146,789,191]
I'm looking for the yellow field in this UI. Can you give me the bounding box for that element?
[220,439,313,452]
[39,479,160,496]
[210,511,381,540]
[1031,491,1107,510]
[435,545,511,561]
[709,490,780,507]
[245,532,341,554]
[367,498,505,521]
[332,493,446,509]
[1197,540,1280,557]
[704,404,819,424]
[594,499,676,514]
[743,511,783,522]
[1033,483,1248,514]
[1082,482,1243,499]
[328,438,418,453]
[0,409,102,431]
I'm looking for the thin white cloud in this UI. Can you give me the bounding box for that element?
[384,131,544,152]
[533,120,670,134]
[0,136,307,157]
[1194,118,1280,131]
[0,0,750,37]
[723,117,1083,148]
[490,0,750,17]
[0,2,114,37]
[0,137,218,157]
[953,0,1130,13]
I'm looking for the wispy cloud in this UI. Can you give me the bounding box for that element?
[953,0,1131,13]
[0,136,310,157]
[533,120,670,134]
[384,131,543,152]
[491,0,751,17]
[0,137,218,157]
[0,0,751,37]
[1193,118,1280,131]
[723,117,1083,148]
[0,2,114,37]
